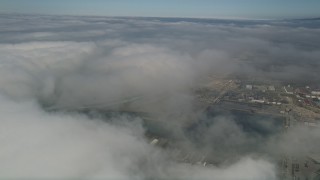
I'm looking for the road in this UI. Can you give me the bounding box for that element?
[212,80,233,104]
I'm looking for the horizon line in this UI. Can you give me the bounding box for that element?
[2,11,317,21]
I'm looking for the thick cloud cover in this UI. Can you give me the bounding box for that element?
[0,14,320,179]
[0,95,277,179]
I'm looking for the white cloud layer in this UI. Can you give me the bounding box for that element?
[0,14,319,179]
[0,95,277,179]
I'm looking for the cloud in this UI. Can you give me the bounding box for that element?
[0,14,320,179]
[0,95,277,179]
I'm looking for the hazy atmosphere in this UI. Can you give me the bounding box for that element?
[1,1,320,180]
[1,0,320,19]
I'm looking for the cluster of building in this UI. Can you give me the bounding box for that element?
[291,85,320,108]
[241,83,320,109]
[238,84,285,105]
[280,155,320,180]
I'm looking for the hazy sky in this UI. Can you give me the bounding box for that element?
[1,0,320,19]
